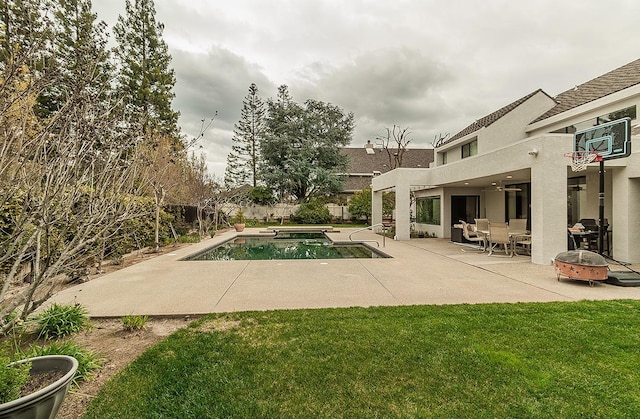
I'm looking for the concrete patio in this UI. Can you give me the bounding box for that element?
[49,228,640,317]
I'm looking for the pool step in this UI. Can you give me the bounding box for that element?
[260,226,339,234]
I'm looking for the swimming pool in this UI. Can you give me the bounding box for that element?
[183,233,390,261]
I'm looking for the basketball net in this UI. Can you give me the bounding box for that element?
[564,151,601,172]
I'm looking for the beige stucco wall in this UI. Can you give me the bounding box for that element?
[436,91,555,166]
[481,92,556,153]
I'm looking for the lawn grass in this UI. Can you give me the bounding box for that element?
[85,300,640,418]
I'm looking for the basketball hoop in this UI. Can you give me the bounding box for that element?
[564,151,601,172]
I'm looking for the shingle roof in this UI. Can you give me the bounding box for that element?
[343,175,375,192]
[445,89,548,144]
[340,147,433,174]
[533,58,640,122]
[339,147,433,192]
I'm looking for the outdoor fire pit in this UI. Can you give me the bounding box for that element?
[553,250,608,286]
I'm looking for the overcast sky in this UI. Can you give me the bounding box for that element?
[92,0,640,179]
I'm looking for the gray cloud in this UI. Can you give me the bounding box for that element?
[289,48,459,144]
[92,0,640,177]
[169,48,275,177]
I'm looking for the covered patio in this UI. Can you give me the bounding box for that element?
[373,134,573,265]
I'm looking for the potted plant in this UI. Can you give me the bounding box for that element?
[0,355,78,419]
[233,209,246,232]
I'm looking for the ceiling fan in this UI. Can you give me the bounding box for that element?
[482,181,521,192]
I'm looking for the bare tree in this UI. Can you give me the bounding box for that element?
[0,1,151,332]
[0,71,150,333]
[181,153,216,237]
[138,132,186,252]
[376,125,412,169]
[431,132,450,148]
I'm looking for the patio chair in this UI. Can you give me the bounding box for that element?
[488,222,512,257]
[474,218,489,250]
[512,233,532,255]
[508,218,527,234]
[459,220,485,251]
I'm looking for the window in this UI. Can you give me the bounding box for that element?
[416,196,441,225]
[552,105,637,134]
[442,151,448,165]
[598,105,636,124]
[461,139,478,158]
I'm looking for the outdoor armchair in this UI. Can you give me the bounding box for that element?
[459,220,485,251]
[512,233,532,255]
[488,222,512,257]
[474,218,490,251]
[508,218,527,234]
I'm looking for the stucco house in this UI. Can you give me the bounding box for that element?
[372,58,640,265]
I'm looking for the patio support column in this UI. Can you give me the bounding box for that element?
[395,177,411,240]
[531,157,567,265]
[612,171,640,263]
[372,189,383,230]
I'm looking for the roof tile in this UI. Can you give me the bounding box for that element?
[534,58,640,122]
[445,89,547,144]
[341,147,433,174]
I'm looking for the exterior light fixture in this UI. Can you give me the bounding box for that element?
[528,148,538,156]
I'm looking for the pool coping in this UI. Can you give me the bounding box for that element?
[181,230,391,261]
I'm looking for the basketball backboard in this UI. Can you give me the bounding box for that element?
[574,117,631,160]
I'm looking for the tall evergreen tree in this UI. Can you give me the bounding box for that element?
[0,0,53,72]
[225,83,265,188]
[261,85,353,202]
[261,85,302,200]
[37,0,112,118]
[113,0,179,138]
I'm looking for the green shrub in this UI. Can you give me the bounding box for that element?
[0,355,30,404]
[33,304,91,340]
[348,189,372,222]
[177,234,200,243]
[0,311,20,336]
[292,201,331,224]
[104,196,157,260]
[121,315,148,331]
[245,218,259,228]
[27,341,102,387]
[248,186,276,206]
[233,209,246,224]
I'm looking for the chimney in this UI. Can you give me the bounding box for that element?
[365,140,375,154]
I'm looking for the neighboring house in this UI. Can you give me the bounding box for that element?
[372,57,640,265]
[340,141,434,194]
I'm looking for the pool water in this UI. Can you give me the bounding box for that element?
[184,234,389,261]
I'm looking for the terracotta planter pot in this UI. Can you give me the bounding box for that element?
[234,223,246,232]
[0,355,78,419]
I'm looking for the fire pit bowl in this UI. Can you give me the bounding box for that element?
[554,250,608,286]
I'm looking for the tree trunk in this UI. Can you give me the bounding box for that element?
[197,204,204,237]
[154,188,165,253]
[154,203,160,252]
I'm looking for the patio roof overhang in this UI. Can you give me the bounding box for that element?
[371,134,573,193]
